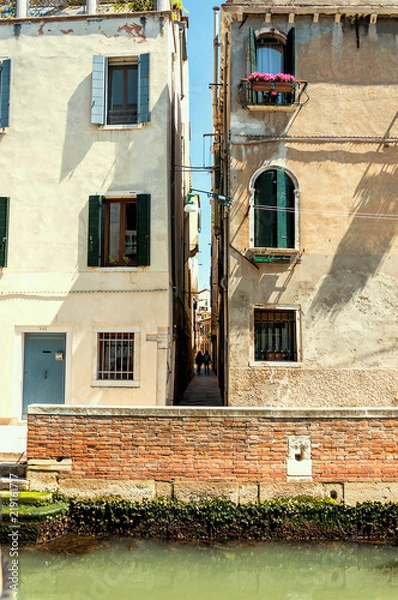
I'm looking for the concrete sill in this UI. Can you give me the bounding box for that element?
[249,361,302,368]
[91,380,140,388]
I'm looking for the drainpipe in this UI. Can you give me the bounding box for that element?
[86,0,97,15]
[212,7,220,132]
[16,0,28,18]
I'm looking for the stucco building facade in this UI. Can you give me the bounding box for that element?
[0,0,195,455]
[213,0,398,406]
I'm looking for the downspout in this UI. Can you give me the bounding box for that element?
[221,27,230,406]
[212,7,220,132]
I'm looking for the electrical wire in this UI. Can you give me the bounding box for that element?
[251,204,398,221]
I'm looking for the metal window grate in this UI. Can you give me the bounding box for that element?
[97,332,134,380]
[254,309,297,361]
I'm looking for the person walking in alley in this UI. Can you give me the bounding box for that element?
[195,350,204,375]
[203,350,212,375]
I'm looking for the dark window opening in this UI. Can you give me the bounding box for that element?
[108,64,138,125]
[105,199,137,267]
[97,332,134,380]
[254,309,297,362]
[254,169,295,249]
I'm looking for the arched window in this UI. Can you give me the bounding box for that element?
[252,168,296,250]
[249,27,295,77]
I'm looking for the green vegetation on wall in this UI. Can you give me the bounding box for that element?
[67,497,398,543]
[2,496,398,546]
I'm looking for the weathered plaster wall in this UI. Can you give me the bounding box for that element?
[0,13,182,420]
[27,405,398,504]
[223,10,398,406]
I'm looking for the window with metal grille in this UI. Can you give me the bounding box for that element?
[254,309,297,362]
[97,332,134,380]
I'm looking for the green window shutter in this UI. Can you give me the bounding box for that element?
[254,170,275,248]
[0,197,9,268]
[255,170,295,249]
[284,28,296,76]
[276,171,295,249]
[138,54,150,124]
[0,59,11,128]
[91,56,107,125]
[276,170,288,248]
[248,28,257,74]
[137,194,150,266]
[87,195,104,266]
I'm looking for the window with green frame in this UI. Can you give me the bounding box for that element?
[253,169,295,249]
[87,195,150,267]
[249,27,295,77]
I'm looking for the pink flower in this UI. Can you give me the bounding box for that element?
[248,72,296,84]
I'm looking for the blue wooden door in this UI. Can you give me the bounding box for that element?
[23,333,66,418]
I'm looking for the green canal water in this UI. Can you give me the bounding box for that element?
[16,538,398,599]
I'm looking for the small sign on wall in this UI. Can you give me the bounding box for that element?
[287,435,312,479]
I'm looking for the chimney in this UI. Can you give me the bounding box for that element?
[86,0,97,15]
[16,0,28,18]
[157,0,171,11]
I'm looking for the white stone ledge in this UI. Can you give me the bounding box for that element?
[27,404,398,420]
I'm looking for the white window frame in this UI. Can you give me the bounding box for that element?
[249,304,302,366]
[92,327,140,387]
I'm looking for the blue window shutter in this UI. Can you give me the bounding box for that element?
[138,54,150,123]
[0,59,11,128]
[284,28,296,76]
[137,194,150,266]
[0,197,9,268]
[91,56,107,125]
[87,195,104,266]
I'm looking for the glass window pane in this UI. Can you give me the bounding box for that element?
[109,68,124,108]
[109,203,121,261]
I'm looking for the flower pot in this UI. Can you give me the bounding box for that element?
[251,81,294,93]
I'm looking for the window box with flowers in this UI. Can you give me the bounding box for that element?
[239,72,308,109]
[248,72,296,92]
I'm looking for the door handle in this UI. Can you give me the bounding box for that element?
[44,370,48,379]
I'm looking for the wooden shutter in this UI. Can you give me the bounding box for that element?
[276,171,295,249]
[138,54,150,124]
[87,195,104,266]
[284,28,296,76]
[254,171,275,248]
[0,59,11,128]
[248,28,257,74]
[0,197,9,268]
[91,56,107,125]
[276,170,288,248]
[137,194,150,266]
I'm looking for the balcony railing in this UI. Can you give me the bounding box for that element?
[238,79,308,108]
[0,0,167,19]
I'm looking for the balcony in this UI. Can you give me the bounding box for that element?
[238,78,308,110]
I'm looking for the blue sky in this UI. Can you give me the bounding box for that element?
[184,0,219,290]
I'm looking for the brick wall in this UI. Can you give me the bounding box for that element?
[27,407,398,484]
